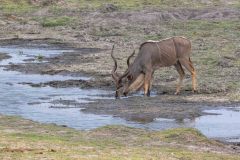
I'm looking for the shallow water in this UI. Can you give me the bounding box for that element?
[0,46,240,142]
[0,46,118,129]
[194,108,240,142]
[0,46,72,65]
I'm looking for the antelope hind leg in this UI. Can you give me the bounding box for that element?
[179,58,197,93]
[174,61,185,95]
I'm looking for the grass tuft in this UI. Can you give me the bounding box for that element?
[41,16,72,27]
[0,0,36,14]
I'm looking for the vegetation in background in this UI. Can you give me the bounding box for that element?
[0,0,37,14]
[64,0,240,10]
[1,0,240,14]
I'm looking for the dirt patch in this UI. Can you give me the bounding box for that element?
[218,57,235,68]
[100,4,119,13]
[0,147,41,153]
[89,8,240,26]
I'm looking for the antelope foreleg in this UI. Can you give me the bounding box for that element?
[144,72,152,96]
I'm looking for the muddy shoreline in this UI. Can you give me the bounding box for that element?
[1,39,239,125]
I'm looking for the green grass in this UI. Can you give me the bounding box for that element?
[35,54,43,61]
[0,0,37,14]
[0,115,240,160]
[1,0,240,15]
[66,0,240,10]
[3,0,235,12]
[40,16,73,27]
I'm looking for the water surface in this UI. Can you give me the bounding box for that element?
[195,108,240,142]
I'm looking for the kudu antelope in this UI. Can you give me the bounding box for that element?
[111,36,197,98]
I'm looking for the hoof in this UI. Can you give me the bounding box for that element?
[192,90,198,94]
[144,90,151,97]
[144,94,150,97]
[174,92,180,95]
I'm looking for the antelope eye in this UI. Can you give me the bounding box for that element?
[127,75,133,80]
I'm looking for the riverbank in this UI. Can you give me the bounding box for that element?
[0,114,240,160]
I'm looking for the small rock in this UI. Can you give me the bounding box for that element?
[217,58,233,68]
[100,4,118,13]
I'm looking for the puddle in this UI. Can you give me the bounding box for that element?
[194,108,240,142]
[0,46,240,142]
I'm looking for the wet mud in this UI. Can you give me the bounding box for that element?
[19,79,113,89]
[0,52,11,61]
[82,94,240,123]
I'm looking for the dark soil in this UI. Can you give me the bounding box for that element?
[19,79,113,89]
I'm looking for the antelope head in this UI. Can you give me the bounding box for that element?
[111,45,144,98]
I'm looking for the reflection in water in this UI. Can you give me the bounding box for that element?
[194,108,240,142]
[0,46,240,142]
